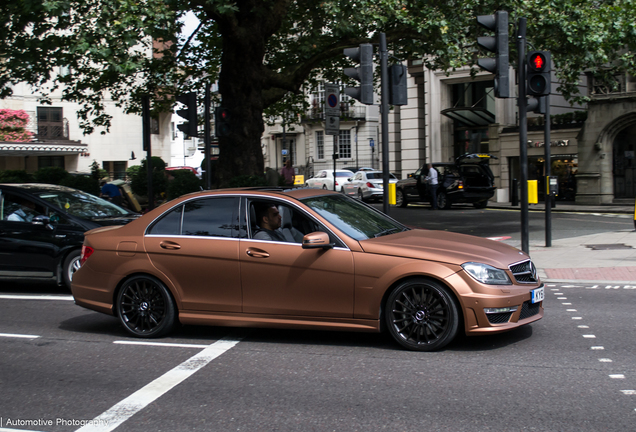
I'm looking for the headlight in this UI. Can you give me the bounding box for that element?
[462,262,512,285]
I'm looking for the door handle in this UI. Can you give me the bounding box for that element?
[246,249,269,258]
[160,241,181,250]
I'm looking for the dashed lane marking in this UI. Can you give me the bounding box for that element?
[0,294,74,301]
[0,333,40,339]
[114,340,212,349]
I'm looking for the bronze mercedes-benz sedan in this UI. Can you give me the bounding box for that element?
[71,188,544,351]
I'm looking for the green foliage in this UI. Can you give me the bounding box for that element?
[166,169,202,200]
[227,175,268,188]
[131,157,167,199]
[0,170,34,183]
[33,166,70,184]
[61,174,100,195]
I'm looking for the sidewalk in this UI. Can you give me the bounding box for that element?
[490,201,636,284]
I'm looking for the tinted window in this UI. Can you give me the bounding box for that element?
[148,205,183,235]
[182,197,238,237]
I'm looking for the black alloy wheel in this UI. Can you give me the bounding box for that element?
[437,191,451,209]
[385,278,459,351]
[396,189,407,207]
[117,275,176,338]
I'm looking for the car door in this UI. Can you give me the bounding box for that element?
[144,196,243,312]
[240,198,354,318]
[345,172,364,197]
[0,190,78,278]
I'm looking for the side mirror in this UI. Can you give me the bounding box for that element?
[31,215,55,231]
[302,232,334,250]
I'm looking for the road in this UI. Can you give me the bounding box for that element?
[0,208,634,432]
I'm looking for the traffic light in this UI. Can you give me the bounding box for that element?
[215,107,230,137]
[389,64,408,106]
[343,43,374,105]
[476,11,509,98]
[527,51,551,96]
[176,92,197,136]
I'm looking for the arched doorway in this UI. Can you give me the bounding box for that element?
[613,124,636,198]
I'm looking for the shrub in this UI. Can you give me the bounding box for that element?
[131,157,167,199]
[167,170,203,200]
[34,167,70,185]
[0,170,34,183]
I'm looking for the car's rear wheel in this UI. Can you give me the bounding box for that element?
[358,189,365,202]
[117,275,176,338]
[62,249,82,289]
[437,190,451,209]
[396,189,407,207]
[385,278,459,351]
[322,184,327,190]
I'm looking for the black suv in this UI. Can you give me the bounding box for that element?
[395,153,497,209]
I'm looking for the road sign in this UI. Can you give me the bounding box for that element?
[325,83,340,117]
[325,114,340,136]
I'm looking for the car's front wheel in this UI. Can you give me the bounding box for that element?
[385,278,459,351]
[62,249,82,289]
[117,275,176,338]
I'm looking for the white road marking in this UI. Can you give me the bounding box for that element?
[621,390,636,395]
[572,317,583,320]
[0,294,74,301]
[557,297,567,300]
[114,340,211,349]
[562,302,572,305]
[609,374,626,379]
[566,309,578,312]
[75,335,242,432]
[599,358,613,362]
[591,346,605,350]
[0,333,40,339]
[583,335,596,339]
[577,325,589,328]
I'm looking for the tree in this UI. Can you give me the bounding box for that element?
[3,1,636,184]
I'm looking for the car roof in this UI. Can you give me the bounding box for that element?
[0,183,80,193]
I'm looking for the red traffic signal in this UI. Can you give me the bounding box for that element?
[526,51,551,96]
[529,52,547,71]
[215,107,231,137]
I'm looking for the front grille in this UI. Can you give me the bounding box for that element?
[510,260,538,283]
[520,301,541,320]
[487,312,513,324]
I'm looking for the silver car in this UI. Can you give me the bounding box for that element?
[343,170,398,202]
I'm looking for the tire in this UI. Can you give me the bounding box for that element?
[473,200,488,209]
[62,249,82,289]
[357,189,365,202]
[385,278,459,351]
[116,275,176,338]
[396,189,408,207]
[437,191,451,209]
[322,184,327,190]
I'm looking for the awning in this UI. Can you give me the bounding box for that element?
[440,107,495,127]
[0,141,88,157]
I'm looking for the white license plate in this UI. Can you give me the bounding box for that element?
[531,286,545,304]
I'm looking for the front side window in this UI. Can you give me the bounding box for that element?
[0,192,44,222]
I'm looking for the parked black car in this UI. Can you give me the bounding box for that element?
[0,183,139,288]
[395,153,497,209]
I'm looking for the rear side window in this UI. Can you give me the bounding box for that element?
[148,197,239,238]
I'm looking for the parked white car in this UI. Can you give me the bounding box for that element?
[342,170,398,202]
[305,169,354,192]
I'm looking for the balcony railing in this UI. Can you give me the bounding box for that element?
[36,118,70,141]
[303,104,367,122]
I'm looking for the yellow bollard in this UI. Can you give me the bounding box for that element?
[528,180,538,204]
[388,182,396,205]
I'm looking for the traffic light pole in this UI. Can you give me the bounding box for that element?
[141,95,154,211]
[204,83,211,190]
[544,94,552,246]
[517,18,529,253]
[380,33,390,215]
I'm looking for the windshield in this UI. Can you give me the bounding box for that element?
[300,194,408,241]
[34,189,132,219]
[336,172,352,177]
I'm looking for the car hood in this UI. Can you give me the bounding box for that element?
[359,229,529,269]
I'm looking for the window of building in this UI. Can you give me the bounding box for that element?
[338,130,351,159]
[38,156,65,169]
[37,107,64,139]
[316,131,324,160]
[102,161,128,180]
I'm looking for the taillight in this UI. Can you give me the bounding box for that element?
[80,245,94,266]
[335,181,339,186]
[366,182,374,188]
[458,180,464,189]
